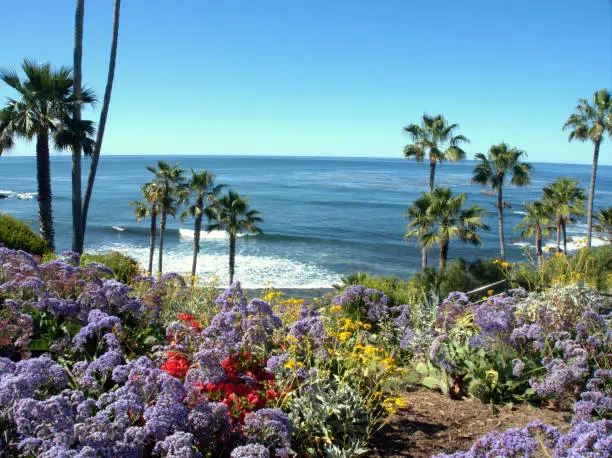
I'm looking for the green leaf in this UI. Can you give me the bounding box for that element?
[421,376,440,390]
[30,338,50,351]
[415,362,429,375]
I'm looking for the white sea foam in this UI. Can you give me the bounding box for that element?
[93,243,340,289]
[179,228,248,240]
[513,211,527,216]
[112,226,127,232]
[543,235,609,253]
[0,190,37,200]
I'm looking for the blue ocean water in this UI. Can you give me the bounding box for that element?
[0,155,610,288]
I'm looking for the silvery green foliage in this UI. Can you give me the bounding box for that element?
[286,378,369,457]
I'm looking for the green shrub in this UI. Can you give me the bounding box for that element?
[410,258,506,298]
[81,251,142,283]
[510,245,612,292]
[0,213,49,255]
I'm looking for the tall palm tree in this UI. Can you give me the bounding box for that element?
[409,188,488,270]
[209,190,263,284]
[146,161,185,274]
[181,170,226,277]
[563,89,612,248]
[130,181,162,274]
[72,0,85,254]
[515,201,552,265]
[542,177,586,254]
[81,0,122,250]
[0,60,94,251]
[402,114,469,194]
[593,207,612,241]
[404,196,432,271]
[471,143,533,259]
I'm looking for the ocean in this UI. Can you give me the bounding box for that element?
[0,155,610,288]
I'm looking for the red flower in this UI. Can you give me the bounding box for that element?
[161,352,190,378]
[179,313,195,322]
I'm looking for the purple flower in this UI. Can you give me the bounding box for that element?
[243,408,292,454]
[72,310,122,352]
[288,306,326,349]
[510,324,544,352]
[215,281,248,312]
[153,431,202,458]
[14,394,74,453]
[231,444,270,458]
[331,285,390,324]
[512,359,526,377]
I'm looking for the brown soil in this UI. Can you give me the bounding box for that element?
[371,388,572,457]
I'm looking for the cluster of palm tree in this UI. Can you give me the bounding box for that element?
[131,161,263,284]
[515,177,587,263]
[0,0,121,254]
[403,87,611,271]
[403,115,488,270]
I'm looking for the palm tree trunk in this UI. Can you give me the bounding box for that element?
[556,217,561,253]
[229,234,236,285]
[148,211,157,274]
[585,140,600,248]
[36,129,54,251]
[192,210,202,277]
[429,159,436,194]
[72,0,85,254]
[82,0,121,239]
[562,217,567,255]
[158,210,167,274]
[535,227,542,266]
[439,238,449,271]
[497,186,505,259]
[421,246,427,271]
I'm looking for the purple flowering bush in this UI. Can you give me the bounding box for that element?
[424,286,611,405]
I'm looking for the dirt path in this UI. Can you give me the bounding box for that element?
[371,388,572,457]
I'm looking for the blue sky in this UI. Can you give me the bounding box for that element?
[1,0,611,164]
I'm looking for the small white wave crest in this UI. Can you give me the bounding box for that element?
[0,190,37,200]
[112,226,127,232]
[513,211,527,216]
[179,228,248,240]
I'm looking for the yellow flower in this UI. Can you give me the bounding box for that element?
[285,335,299,344]
[338,331,352,342]
[361,323,372,330]
[284,359,297,369]
[330,305,343,314]
[394,397,406,407]
[487,289,494,296]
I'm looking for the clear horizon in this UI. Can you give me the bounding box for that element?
[0,1,611,165]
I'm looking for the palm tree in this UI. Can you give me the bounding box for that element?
[471,143,533,259]
[563,89,612,248]
[81,0,122,251]
[409,188,488,270]
[593,207,612,241]
[404,196,432,271]
[71,0,85,254]
[146,161,185,274]
[402,114,469,194]
[0,60,94,251]
[542,177,586,254]
[514,201,552,264]
[130,181,162,274]
[209,190,263,284]
[181,170,226,277]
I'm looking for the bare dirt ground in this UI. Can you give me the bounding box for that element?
[370,387,572,457]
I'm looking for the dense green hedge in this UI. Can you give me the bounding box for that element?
[0,213,49,255]
[81,251,142,284]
